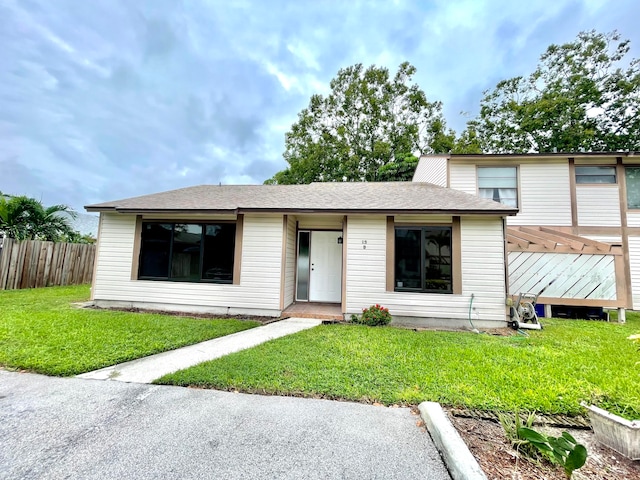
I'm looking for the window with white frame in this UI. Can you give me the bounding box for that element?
[477,167,518,208]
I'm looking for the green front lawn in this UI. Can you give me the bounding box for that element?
[0,285,259,376]
[157,315,640,417]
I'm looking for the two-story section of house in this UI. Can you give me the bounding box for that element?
[414,152,640,319]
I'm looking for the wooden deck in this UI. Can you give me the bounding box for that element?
[281,302,343,321]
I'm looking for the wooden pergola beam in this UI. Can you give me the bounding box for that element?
[539,227,611,252]
[519,226,586,251]
[507,228,558,250]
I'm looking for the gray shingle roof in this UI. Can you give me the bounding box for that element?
[85,182,517,215]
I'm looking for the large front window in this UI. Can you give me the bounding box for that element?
[478,167,518,207]
[626,167,640,209]
[139,222,235,283]
[395,226,452,293]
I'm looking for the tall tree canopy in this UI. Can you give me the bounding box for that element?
[265,62,453,184]
[0,195,77,242]
[464,30,640,153]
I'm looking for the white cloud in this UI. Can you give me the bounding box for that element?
[264,61,298,92]
[16,5,110,77]
[287,41,321,71]
[1,0,639,209]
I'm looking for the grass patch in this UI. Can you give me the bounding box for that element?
[0,285,259,376]
[157,315,640,417]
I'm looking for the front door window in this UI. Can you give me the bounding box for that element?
[296,231,310,301]
[296,230,342,302]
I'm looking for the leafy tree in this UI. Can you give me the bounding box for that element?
[452,123,482,154]
[0,195,77,241]
[0,195,28,240]
[467,30,640,153]
[376,153,419,181]
[266,62,453,184]
[62,231,96,244]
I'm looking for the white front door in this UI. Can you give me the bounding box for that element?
[309,231,343,303]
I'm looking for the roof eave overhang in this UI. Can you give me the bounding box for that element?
[86,207,240,215]
[450,151,640,161]
[85,206,117,213]
[238,208,518,216]
[86,206,518,216]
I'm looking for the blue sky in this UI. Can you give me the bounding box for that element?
[1,0,639,211]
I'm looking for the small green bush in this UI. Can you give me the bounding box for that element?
[353,304,392,326]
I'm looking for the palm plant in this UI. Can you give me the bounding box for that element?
[0,195,77,241]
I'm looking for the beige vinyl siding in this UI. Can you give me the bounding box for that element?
[395,215,452,224]
[582,235,622,244]
[449,161,572,226]
[628,236,640,310]
[93,214,138,283]
[93,213,284,315]
[512,163,572,226]
[459,217,508,322]
[345,215,507,327]
[298,215,343,230]
[627,211,640,227]
[283,215,297,309]
[448,163,477,195]
[413,156,448,186]
[576,185,621,226]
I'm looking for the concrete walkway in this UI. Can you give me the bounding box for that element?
[78,317,322,383]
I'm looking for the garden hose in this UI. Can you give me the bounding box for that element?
[468,294,480,333]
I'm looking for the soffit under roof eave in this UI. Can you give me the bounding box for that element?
[87,207,240,215]
[84,206,117,213]
[236,207,518,215]
[85,205,517,216]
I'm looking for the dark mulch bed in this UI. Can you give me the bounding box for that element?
[87,305,276,324]
[448,411,639,479]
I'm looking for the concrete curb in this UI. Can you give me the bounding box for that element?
[419,402,487,480]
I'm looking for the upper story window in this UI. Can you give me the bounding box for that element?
[139,222,236,283]
[626,167,640,209]
[395,226,452,294]
[575,166,617,184]
[477,166,518,208]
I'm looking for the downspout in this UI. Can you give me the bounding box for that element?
[502,217,510,323]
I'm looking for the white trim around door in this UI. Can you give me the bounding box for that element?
[296,230,343,303]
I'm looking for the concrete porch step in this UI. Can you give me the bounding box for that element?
[282,311,343,321]
[281,302,343,321]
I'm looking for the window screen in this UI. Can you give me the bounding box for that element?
[478,167,518,207]
[575,166,616,184]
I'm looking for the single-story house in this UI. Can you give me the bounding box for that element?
[85,182,517,329]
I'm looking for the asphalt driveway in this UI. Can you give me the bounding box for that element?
[0,371,450,480]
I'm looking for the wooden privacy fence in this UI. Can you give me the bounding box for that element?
[0,238,96,290]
